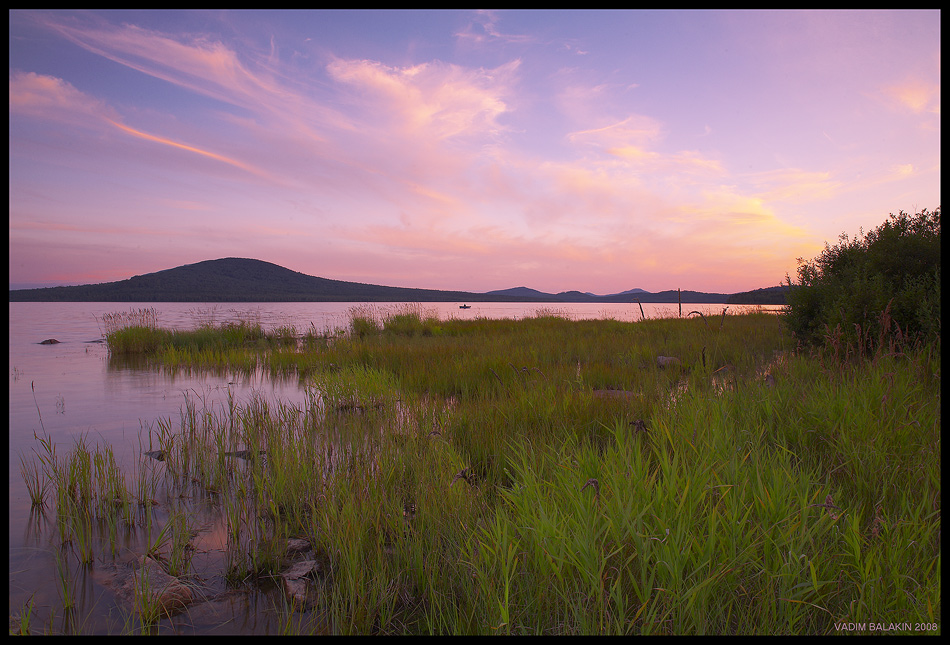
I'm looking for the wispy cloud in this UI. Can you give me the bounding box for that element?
[9,70,116,124]
[743,168,843,204]
[10,10,938,293]
[455,10,537,45]
[39,14,294,116]
[105,118,274,179]
[881,78,940,115]
[326,57,519,141]
[9,70,275,182]
[7,14,817,294]
[13,15,809,292]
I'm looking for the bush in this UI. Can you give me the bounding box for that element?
[784,207,940,352]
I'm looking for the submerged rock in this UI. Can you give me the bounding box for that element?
[283,559,321,579]
[172,589,247,628]
[280,560,322,609]
[38,338,61,345]
[111,556,194,619]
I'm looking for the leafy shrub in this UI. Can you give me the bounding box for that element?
[784,207,940,353]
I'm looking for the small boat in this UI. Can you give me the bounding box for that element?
[459,304,471,309]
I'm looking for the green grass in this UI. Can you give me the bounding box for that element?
[20,306,940,634]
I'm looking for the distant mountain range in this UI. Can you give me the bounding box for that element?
[8,257,790,304]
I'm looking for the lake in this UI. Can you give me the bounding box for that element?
[8,300,782,633]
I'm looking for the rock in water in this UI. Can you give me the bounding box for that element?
[113,556,193,619]
[281,560,322,608]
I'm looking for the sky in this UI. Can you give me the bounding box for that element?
[8,10,941,294]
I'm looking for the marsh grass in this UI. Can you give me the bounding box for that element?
[19,450,49,507]
[22,306,940,634]
[10,594,36,635]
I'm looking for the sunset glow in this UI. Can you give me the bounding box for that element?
[9,10,940,294]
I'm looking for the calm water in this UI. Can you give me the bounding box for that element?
[8,300,780,633]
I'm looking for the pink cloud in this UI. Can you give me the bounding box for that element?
[105,118,274,181]
[881,78,940,115]
[20,18,518,213]
[326,58,519,141]
[9,71,115,125]
[567,114,665,149]
[16,12,918,295]
[41,16,283,114]
[10,70,277,183]
[743,168,844,204]
[454,10,537,46]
